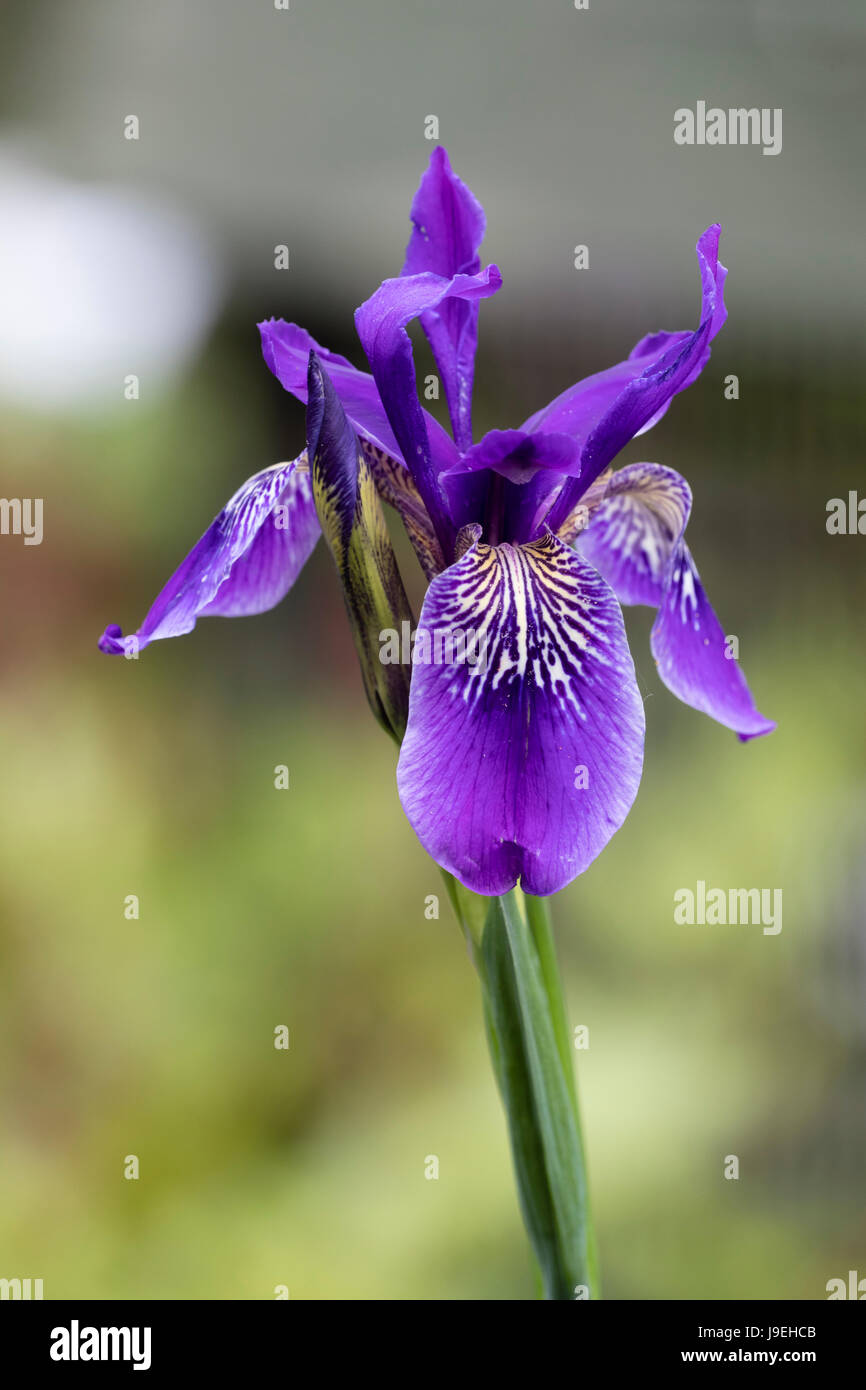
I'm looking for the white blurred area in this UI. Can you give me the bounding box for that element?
[0,0,861,400]
[3,0,861,360]
[0,151,223,412]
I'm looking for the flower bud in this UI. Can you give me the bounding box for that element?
[306,352,413,742]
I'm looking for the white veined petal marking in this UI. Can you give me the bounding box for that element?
[589,464,689,583]
[417,534,621,722]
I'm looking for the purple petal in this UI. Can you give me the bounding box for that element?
[445,428,581,485]
[523,333,687,443]
[401,147,489,450]
[403,147,486,282]
[577,462,774,739]
[651,546,776,741]
[542,225,728,534]
[260,320,396,454]
[98,455,319,656]
[355,266,502,558]
[438,427,580,544]
[258,318,459,478]
[553,469,614,548]
[576,462,692,606]
[396,531,645,895]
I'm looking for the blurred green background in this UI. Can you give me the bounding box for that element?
[0,0,864,1299]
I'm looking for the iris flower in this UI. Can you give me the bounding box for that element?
[99,148,777,1300]
[100,147,773,899]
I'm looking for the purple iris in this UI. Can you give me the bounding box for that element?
[99,147,774,897]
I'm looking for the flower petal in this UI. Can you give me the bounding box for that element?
[354,265,502,558]
[396,531,645,895]
[553,469,614,548]
[576,462,692,605]
[444,428,581,485]
[652,546,776,741]
[438,428,580,544]
[98,454,319,655]
[402,146,489,450]
[542,225,728,534]
[258,318,458,476]
[577,462,775,739]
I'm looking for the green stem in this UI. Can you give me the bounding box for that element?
[523,892,599,1295]
[524,894,580,1113]
[445,874,598,1300]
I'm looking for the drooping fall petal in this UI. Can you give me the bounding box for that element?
[98,455,319,656]
[577,461,775,739]
[576,462,693,605]
[651,546,775,741]
[396,531,645,895]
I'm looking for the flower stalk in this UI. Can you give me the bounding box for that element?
[445,874,598,1300]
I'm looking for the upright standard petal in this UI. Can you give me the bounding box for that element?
[523,333,689,445]
[577,462,775,740]
[542,225,728,535]
[98,454,319,656]
[396,532,645,896]
[402,146,488,450]
[355,265,502,558]
[258,318,459,479]
[307,355,414,741]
